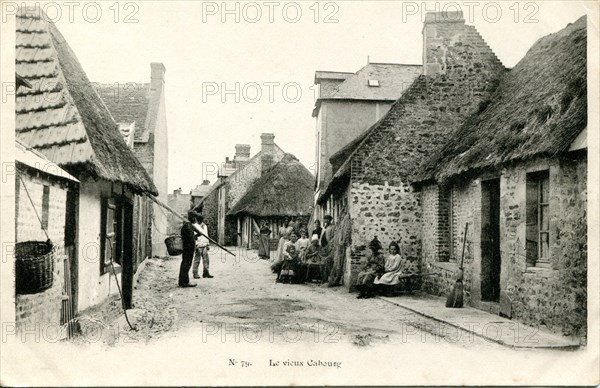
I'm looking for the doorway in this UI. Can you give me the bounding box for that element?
[481,179,501,302]
[62,185,78,337]
[119,199,134,309]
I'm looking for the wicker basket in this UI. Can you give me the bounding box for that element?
[164,235,183,256]
[15,241,54,295]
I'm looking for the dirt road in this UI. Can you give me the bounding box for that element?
[109,247,506,349]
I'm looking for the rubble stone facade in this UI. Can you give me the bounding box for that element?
[421,154,587,337]
[338,13,505,291]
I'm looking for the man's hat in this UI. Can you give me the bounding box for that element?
[323,214,333,221]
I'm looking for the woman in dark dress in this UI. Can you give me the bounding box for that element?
[258,222,271,260]
[356,237,385,298]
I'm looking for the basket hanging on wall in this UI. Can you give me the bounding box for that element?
[16,174,55,294]
[15,240,54,294]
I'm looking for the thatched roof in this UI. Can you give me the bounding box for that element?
[419,16,587,183]
[228,154,314,217]
[15,9,157,195]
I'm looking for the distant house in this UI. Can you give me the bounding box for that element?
[14,140,78,332]
[319,11,506,288]
[417,16,587,337]
[191,180,211,208]
[96,63,170,258]
[15,9,158,316]
[167,188,192,235]
[228,154,314,248]
[313,63,421,220]
[196,133,286,245]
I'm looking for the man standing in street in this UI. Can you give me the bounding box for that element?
[193,214,213,279]
[179,211,199,287]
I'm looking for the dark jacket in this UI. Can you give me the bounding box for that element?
[181,221,198,249]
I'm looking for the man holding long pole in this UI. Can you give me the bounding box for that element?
[192,214,213,279]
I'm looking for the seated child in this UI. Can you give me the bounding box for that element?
[277,244,301,284]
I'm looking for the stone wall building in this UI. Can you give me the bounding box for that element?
[191,180,211,208]
[313,63,421,221]
[195,133,286,245]
[96,63,170,258]
[320,11,505,289]
[417,16,587,337]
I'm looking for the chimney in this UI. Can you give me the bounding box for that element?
[422,11,465,76]
[261,133,275,153]
[151,62,166,82]
[202,180,210,185]
[260,133,276,174]
[234,144,251,162]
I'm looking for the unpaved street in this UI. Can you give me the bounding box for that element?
[6,247,589,387]
[111,247,505,349]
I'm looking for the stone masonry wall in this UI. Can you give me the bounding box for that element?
[421,155,587,337]
[501,156,587,337]
[346,181,421,290]
[15,170,68,332]
[421,178,479,302]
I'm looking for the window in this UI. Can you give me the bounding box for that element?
[100,197,132,274]
[101,198,117,273]
[526,170,550,267]
[368,79,380,87]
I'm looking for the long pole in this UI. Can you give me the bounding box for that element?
[145,194,236,257]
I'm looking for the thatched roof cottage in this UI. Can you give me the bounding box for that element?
[195,133,287,245]
[417,16,587,338]
[317,11,506,289]
[16,8,157,314]
[228,154,314,248]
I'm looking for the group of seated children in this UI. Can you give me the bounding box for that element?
[274,230,324,284]
[355,237,419,299]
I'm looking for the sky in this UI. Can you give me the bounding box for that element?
[48,1,592,192]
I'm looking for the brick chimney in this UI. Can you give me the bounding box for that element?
[260,133,276,173]
[234,144,251,162]
[422,11,465,76]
